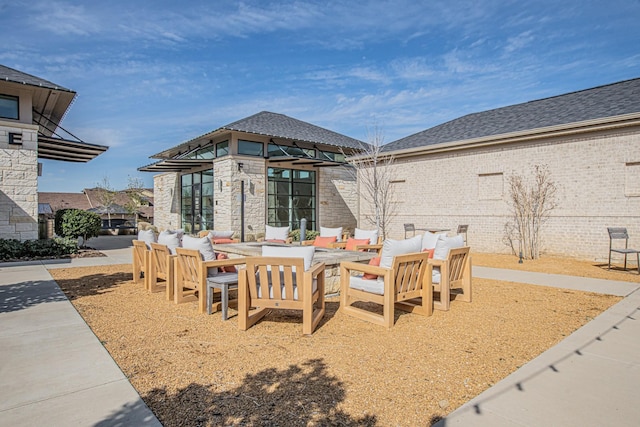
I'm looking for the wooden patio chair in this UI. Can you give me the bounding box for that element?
[238,254,326,335]
[132,240,150,287]
[426,246,472,311]
[173,247,245,316]
[340,251,432,328]
[148,242,175,301]
[198,230,240,244]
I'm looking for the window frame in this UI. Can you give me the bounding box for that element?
[0,94,19,120]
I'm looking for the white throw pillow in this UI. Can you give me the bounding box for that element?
[137,229,156,248]
[320,226,343,242]
[265,225,290,241]
[261,245,315,271]
[208,230,234,239]
[433,234,464,260]
[158,230,181,254]
[379,235,422,269]
[181,235,216,261]
[422,232,446,251]
[354,228,378,245]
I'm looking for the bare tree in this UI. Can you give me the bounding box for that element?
[95,176,117,228]
[346,126,397,239]
[504,165,557,259]
[124,176,147,226]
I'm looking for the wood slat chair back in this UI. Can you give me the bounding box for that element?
[340,251,432,329]
[174,247,201,305]
[238,256,326,335]
[148,243,175,301]
[132,240,149,287]
[427,246,472,311]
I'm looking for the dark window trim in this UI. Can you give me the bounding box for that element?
[0,94,19,120]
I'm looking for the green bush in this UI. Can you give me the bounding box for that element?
[54,208,72,237]
[60,209,101,245]
[0,238,78,261]
[289,229,320,242]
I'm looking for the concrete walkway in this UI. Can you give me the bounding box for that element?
[1,236,639,426]
[0,235,161,426]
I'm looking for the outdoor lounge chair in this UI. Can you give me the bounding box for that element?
[173,247,245,316]
[148,242,175,300]
[607,227,640,273]
[340,250,431,328]
[427,246,472,311]
[132,240,150,287]
[330,228,383,253]
[198,230,240,244]
[258,225,293,244]
[238,246,325,335]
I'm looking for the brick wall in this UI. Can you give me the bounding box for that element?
[317,166,357,233]
[362,126,640,261]
[0,123,38,241]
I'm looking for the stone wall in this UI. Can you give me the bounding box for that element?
[152,172,180,231]
[317,166,357,233]
[361,126,640,261]
[0,122,38,241]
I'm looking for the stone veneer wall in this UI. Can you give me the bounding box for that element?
[152,172,181,231]
[317,166,357,233]
[360,126,640,261]
[0,122,38,241]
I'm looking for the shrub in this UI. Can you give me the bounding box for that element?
[289,229,320,242]
[54,208,72,236]
[0,238,78,261]
[60,209,101,245]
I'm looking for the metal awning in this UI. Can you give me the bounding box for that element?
[267,155,346,168]
[37,135,109,162]
[138,159,213,172]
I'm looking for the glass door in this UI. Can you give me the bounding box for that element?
[267,168,316,230]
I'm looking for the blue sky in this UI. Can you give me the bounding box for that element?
[2,0,639,192]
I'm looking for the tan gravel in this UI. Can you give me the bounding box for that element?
[50,259,622,427]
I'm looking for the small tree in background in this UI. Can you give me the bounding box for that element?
[61,209,101,247]
[124,176,147,226]
[95,176,117,227]
[504,165,557,259]
[347,126,396,239]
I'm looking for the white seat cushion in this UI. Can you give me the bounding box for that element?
[158,230,181,254]
[137,229,156,248]
[320,226,343,242]
[182,235,217,261]
[379,235,422,269]
[348,276,385,295]
[422,232,446,251]
[261,245,315,271]
[265,225,290,241]
[354,228,378,245]
[433,234,464,260]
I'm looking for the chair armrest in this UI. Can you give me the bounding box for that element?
[428,258,445,267]
[301,239,315,246]
[307,262,326,278]
[340,260,388,276]
[356,244,383,253]
[202,258,246,269]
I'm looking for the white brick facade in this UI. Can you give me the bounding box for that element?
[0,122,39,240]
[365,125,640,261]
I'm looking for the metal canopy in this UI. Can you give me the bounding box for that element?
[266,155,345,168]
[37,135,109,162]
[138,159,213,172]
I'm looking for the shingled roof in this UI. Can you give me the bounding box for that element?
[150,111,365,159]
[0,64,73,93]
[384,77,640,152]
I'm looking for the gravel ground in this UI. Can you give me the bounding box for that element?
[49,254,623,426]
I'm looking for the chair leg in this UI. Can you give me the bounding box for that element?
[608,250,612,270]
[221,285,229,320]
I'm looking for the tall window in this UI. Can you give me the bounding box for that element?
[181,170,214,233]
[0,94,19,120]
[216,141,229,157]
[267,168,316,230]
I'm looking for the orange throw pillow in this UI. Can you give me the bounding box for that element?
[363,257,381,280]
[345,237,370,251]
[422,248,435,259]
[213,238,235,244]
[313,236,337,248]
[216,252,237,273]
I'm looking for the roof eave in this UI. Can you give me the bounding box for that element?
[388,112,640,159]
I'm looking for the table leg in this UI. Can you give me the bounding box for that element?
[206,284,212,315]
